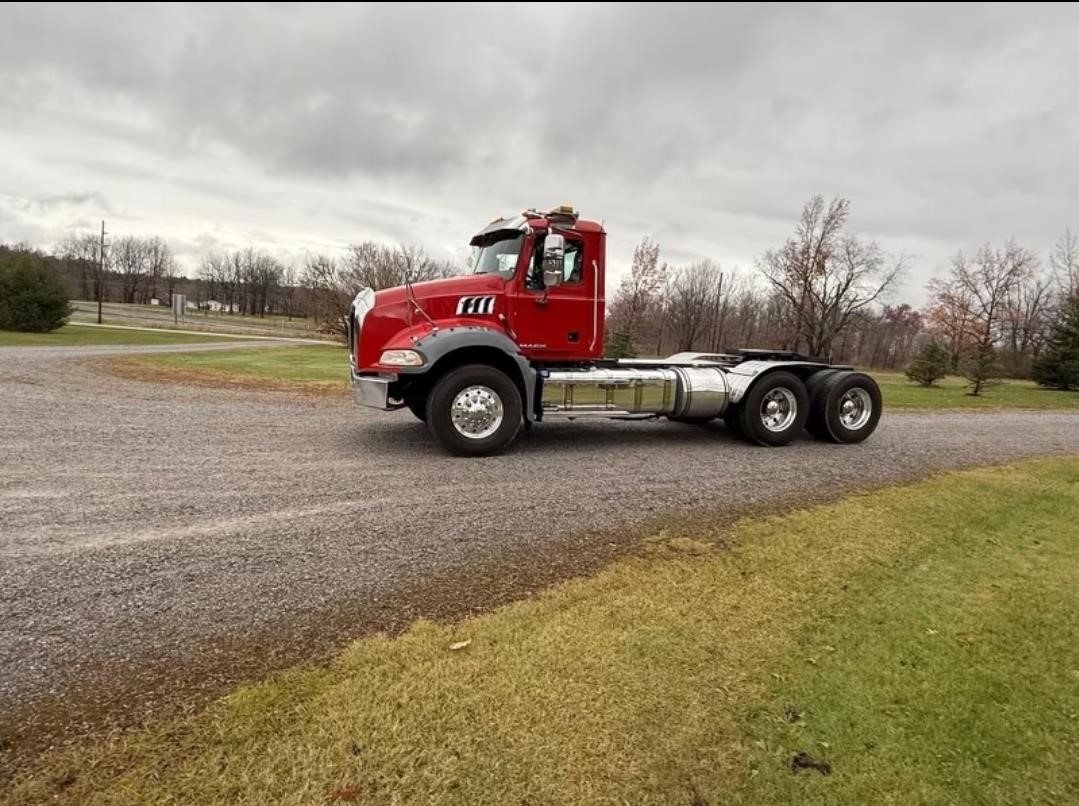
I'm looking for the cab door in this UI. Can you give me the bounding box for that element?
[509,233,596,361]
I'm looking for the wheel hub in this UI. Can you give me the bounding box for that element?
[760,387,797,432]
[450,385,504,439]
[837,387,872,430]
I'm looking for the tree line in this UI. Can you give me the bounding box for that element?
[605,195,1079,392]
[36,235,463,334]
[6,195,1079,391]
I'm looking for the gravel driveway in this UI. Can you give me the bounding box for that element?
[3,343,1079,756]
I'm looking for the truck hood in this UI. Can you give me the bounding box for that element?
[374,273,507,320]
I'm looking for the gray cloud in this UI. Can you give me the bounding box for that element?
[2,2,1078,299]
[26,191,112,212]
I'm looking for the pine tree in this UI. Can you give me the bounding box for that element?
[1033,293,1079,390]
[0,250,72,332]
[905,339,951,387]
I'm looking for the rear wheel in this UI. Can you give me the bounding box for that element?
[737,371,809,446]
[812,371,882,444]
[426,365,522,456]
[805,369,843,438]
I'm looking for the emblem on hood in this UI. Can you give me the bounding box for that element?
[456,295,496,315]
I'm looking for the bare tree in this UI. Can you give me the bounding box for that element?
[665,260,726,352]
[926,276,976,371]
[58,233,103,301]
[932,241,1038,395]
[758,196,905,358]
[279,263,299,320]
[855,304,925,369]
[1051,229,1079,298]
[301,242,461,335]
[143,237,173,303]
[1002,271,1053,375]
[301,253,346,333]
[198,252,227,307]
[606,237,668,354]
[112,236,149,304]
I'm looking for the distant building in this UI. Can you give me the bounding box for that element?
[203,300,239,313]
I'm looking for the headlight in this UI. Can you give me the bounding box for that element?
[379,349,424,367]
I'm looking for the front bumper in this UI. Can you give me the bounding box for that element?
[351,373,392,410]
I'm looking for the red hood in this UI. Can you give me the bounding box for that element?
[356,273,509,369]
[373,272,505,311]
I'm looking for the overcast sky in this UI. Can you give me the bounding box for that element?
[2,2,1078,302]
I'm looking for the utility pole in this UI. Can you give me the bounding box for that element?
[97,220,106,325]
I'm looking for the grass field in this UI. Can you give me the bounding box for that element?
[107,344,346,394]
[6,456,1078,805]
[0,325,231,347]
[107,345,1079,410]
[68,301,330,340]
[876,370,1079,410]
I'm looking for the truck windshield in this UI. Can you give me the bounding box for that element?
[471,233,524,279]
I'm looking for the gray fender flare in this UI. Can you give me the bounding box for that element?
[725,360,850,405]
[403,326,538,421]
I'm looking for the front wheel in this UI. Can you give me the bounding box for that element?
[405,396,427,422]
[737,371,809,446]
[426,365,522,456]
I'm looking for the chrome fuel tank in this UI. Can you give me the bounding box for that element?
[540,366,729,419]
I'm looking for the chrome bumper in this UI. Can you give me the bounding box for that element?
[351,373,391,410]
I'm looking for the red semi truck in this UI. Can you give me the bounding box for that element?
[348,206,882,456]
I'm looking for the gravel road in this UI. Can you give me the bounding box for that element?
[3,343,1079,755]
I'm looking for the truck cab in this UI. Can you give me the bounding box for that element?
[349,206,882,456]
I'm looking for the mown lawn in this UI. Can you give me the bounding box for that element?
[0,325,229,347]
[877,370,1079,410]
[6,456,1078,805]
[105,346,1079,410]
[107,344,347,394]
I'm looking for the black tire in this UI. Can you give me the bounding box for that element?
[426,365,522,456]
[805,369,844,438]
[812,371,882,444]
[405,397,427,422]
[736,371,809,447]
[723,407,743,437]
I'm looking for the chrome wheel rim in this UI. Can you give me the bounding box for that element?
[760,387,797,432]
[838,387,872,430]
[450,385,504,439]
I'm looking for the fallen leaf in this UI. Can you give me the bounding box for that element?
[329,786,362,801]
[449,639,472,651]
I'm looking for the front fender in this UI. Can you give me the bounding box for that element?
[399,326,539,422]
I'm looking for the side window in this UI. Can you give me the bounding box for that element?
[562,239,583,284]
[526,235,585,289]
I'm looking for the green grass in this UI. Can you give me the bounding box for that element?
[104,345,1079,410]
[108,344,347,393]
[67,301,327,340]
[877,371,1079,410]
[7,456,1079,805]
[0,325,230,347]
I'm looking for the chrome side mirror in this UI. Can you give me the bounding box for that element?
[542,233,565,287]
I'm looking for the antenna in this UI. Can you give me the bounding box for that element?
[404,262,438,333]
